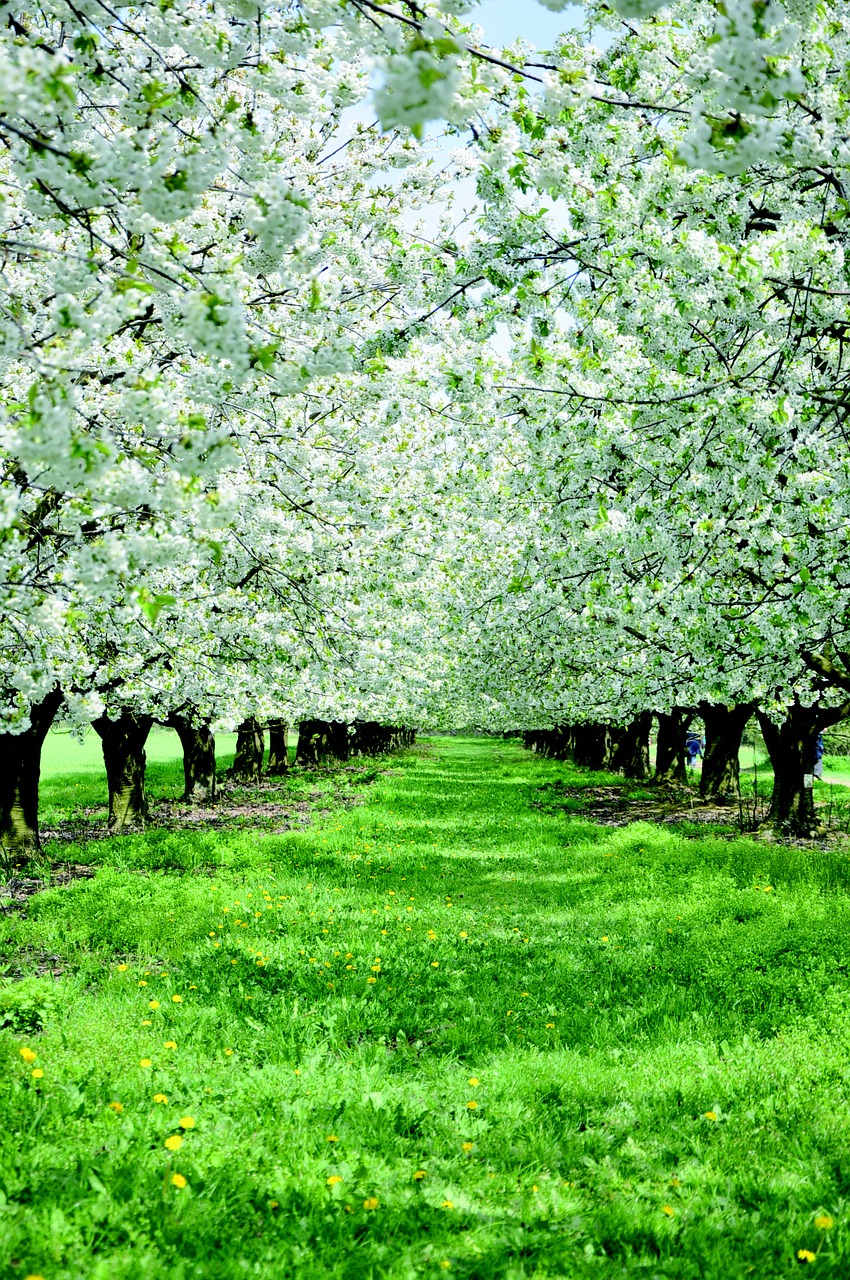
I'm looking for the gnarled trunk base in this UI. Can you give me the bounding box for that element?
[654,708,692,783]
[267,721,290,776]
[168,714,217,804]
[699,702,752,803]
[230,717,264,782]
[611,713,652,779]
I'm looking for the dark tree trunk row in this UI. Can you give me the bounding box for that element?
[167,713,217,803]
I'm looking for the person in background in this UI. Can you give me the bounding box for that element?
[814,733,825,781]
[685,730,704,768]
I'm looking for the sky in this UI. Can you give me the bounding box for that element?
[470,1,587,49]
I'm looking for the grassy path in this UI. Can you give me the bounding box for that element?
[3,737,850,1278]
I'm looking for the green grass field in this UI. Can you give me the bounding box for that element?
[4,737,850,1278]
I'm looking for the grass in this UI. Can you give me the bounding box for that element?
[3,737,850,1277]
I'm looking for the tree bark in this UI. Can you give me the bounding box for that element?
[92,710,153,830]
[610,713,652,779]
[267,720,290,775]
[699,702,753,803]
[230,717,264,782]
[654,708,693,783]
[0,687,64,868]
[167,713,216,804]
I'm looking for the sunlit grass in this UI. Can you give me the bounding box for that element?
[3,738,850,1277]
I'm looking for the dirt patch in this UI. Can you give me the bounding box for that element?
[532,780,740,829]
[0,864,96,915]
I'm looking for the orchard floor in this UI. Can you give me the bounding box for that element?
[4,739,850,1279]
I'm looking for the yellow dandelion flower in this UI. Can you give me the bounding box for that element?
[327,1135,338,1142]
[108,1101,123,1113]
[225,1048,233,1056]
[704,1111,717,1121]
[209,931,216,937]
[141,1019,152,1027]
[19,1047,37,1064]
[327,1175,343,1186]
[413,1169,427,1180]
[521,992,530,997]
[139,1059,152,1069]
[468,1077,480,1087]
[171,1173,188,1189]
[138,980,148,987]
[164,1135,184,1152]
[466,1100,478,1109]
[798,1250,816,1263]
[431,961,439,968]
[153,1094,168,1104]
[269,1200,279,1209]
[370,963,381,972]
[441,1199,454,1210]
[439,1263,452,1271]
[545,1022,555,1029]
[24,1274,46,1280]
[363,1197,379,1210]
[462,1142,474,1152]
[427,930,437,939]
[189,984,197,989]
[117,963,129,971]
[815,1215,835,1230]
[148,1000,160,1010]
[164,1040,177,1050]
[367,977,377,984]
[601,936,608,943]
[670,1177,681,1188]
[662,1205,674,1216]
[171,994,183,1003]
[31,1068,44,1079]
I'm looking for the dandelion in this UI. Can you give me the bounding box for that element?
[327,1135,338,1142]
[798,1250,816,1263]
[704,1111,717,1121]
[24,1274,46,1280]
[815,1215,835,1230]
[153,1094,168,1104]
[466,1100,478,1109]
[171,1173,188,1189]
[108,1101,124,1113]
[19,1047,37,1064]
[327,1175,343,1186]
[662,1205,674,1216]
[431,961,439,968]
[225,1048,233,1056]
[441,1199,454,1210]
[601,936,608,942]
[117,963,129,971]
[141,1019,152,1027]
[139,1059,152,1068]
[545,1022,555,1029]
[367,976,377,984]
[178,1116,195,1129]
[462,1142,474,1152]
[164,1135,184,1152]
[171,994,183,1003]
[189,984,198,990]
[164,1040,177,1050]
[439,1262,452,1270]
[670,1177,681,1188]
[427,930,437,939]
[521,992,529,997]
[468,1077,480,1087]
[138,980,148,987]
[363,1197,379,1210]
[31,1068,44,1080]
[149,1000,160,1010]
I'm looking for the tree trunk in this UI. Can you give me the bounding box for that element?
[267,721,290,775]
[0,687,64,868]
[699,702,753,803]
[230,717,264,782]
[756,706,820,835]
[92,710,153,830]
[654,708,692,783]
[167,713,216,804]
[610,713,652,779]
[572,723,613,771]
[296,719,350,765]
